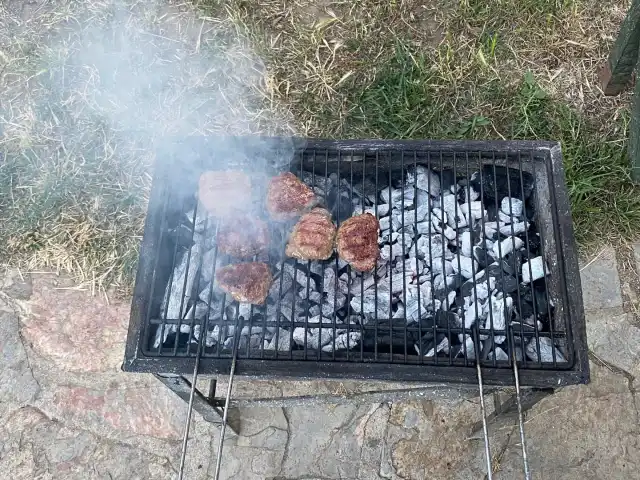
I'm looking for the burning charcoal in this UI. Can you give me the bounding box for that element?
[485,293,513,344]
[490,347,509,361]
[184,301,210,321]
[351,286,392,317]
[438,194,468,229]
[463,300,486,329]
[460,201,485,222]
[322,331,362,351]
[499,221,529,236]
[265,329,292,351]
[392,305,406,319]
[431,259,453,275]
[500,197,523,218]
[443,226,457,241]
[401,204,430,224]
[152,323,191,349]
[414,221,433,236]
[451,256,478,279]
[407,165,441,197]
[390,272,408,294]
[416,235,450,261]
[460,231,472,257]
[350,177,379,204]
[380,243,405,261]
[280,263,316,290]
[292,316,334,349]
[525,336,566,363]
[401,257,426,278]
[433,274,462,294]
[416,333,448,357]
[464,186,480,203]
[185,202,215,234]
[300,171,334,195]
[164,243,203,319]
[498,210,512,225]
[323,292,347,317]
[469,166,534,201]
[492,236,524,259]
[238,302,254,320]
[522,256,548,283]
[365,203,391,217]
[381,186,414,205]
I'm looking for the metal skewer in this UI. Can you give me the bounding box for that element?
[213,318,242,480]
[511,347,531,480]
[178,317,206,479]
[476,356,493,480]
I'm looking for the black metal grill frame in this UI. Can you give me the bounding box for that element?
[123,137,589,388]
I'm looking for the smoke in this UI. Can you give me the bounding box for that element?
[0,0,297,286]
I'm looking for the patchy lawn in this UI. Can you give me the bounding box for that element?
[0,0,638,293]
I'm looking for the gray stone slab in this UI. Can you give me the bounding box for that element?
[0,307,40,406]
[586,311,640,373]
[494,362,640,479]
[580,247,622,311]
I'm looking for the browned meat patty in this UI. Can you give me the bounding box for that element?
[266,172,317,220]
[215,262,272,305]
[336,213,380,271]
[217,215,270,259]
[199,170,252,217]
[285,208,336,260]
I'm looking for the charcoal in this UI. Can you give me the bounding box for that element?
[451,256,478,279]
[327,188,353,222]
[435,310,459,329]
[416,333,448,357]
[439,169,456,191]
[495,275,519,294]
[407,165,441,197]
[163,243,203,320]
[523,286,550,316]
[362,329,413,352]
[490,347,509,361]
[265,329,292,351]
[500,197,523,218]
[460,231,472,257]
[499,221,529,236]
[322,331,361,351]
[522,256,548,283]
[469,166,534,201]
[365,204,390,217]
[473,246,490,268]
[492,237,524,259]
[525,336,566,363]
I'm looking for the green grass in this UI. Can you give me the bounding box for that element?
[0,0,638,292]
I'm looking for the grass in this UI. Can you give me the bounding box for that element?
[0,0,638,293]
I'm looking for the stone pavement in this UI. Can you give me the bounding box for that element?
[2,245,640,479]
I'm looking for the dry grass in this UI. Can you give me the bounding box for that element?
[0,0,638,293]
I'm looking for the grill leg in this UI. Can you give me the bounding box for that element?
[470,388,553,439]
[155,374,239,434]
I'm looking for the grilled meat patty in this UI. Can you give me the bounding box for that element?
[266,172,317,220]
[285,208,336,260]
[199,170,252,217]
[215,262,272,305]
[218,214,270,259]
[336,213,380,271]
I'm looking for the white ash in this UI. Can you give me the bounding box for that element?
[500,197,523,218]
[490,347,509,361]
[452,256,478,279]
[322,331,362,352]
[522,256,548,283]
[492,237,524,259]
[406,165,441,197]
[499,221,529,236]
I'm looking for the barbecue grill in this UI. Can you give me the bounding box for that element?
[122,137,588,478]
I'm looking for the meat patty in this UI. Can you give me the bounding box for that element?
[215,262,272,305]
[199,170,252,217]
[285,208,336,260]
[266,172,317,220]
[218,214,270,259]
[336,213,380,272]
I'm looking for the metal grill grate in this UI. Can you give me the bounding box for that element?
[124,138,588,388]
